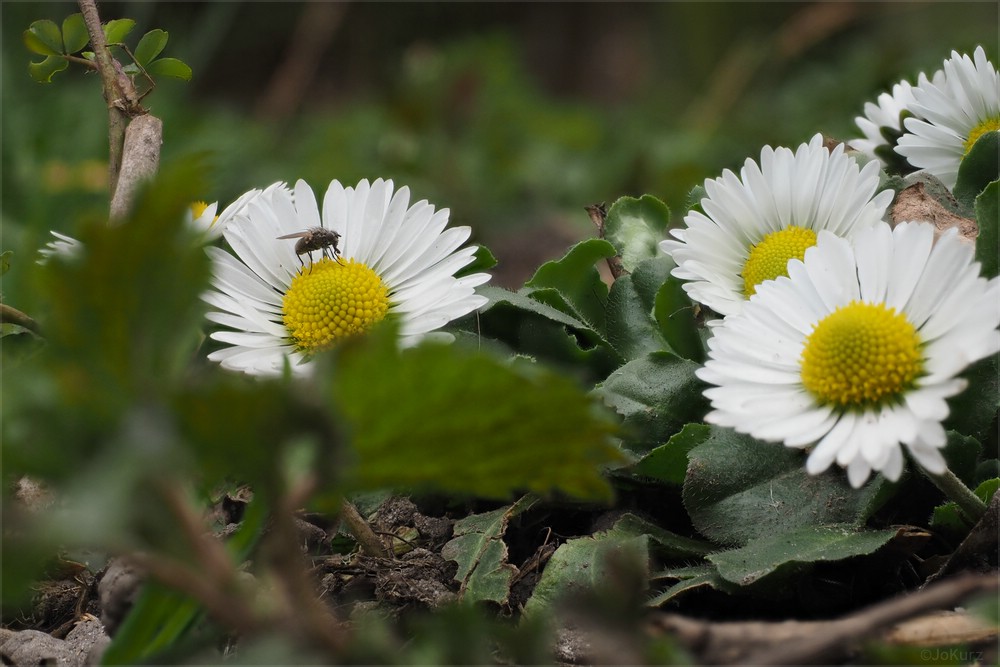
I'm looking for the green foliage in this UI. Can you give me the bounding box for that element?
[682,427,889,547]
[0,250,11,276]
[134,29,168,67]
[61,14,89,54]
[524,238,615,333]
[102,18,136,45]
[440,495,536,605]
[931,477,999,533]
[23,19,62,56]
[629,423,711,486]
[653,275,705,363]
[975,180,998,278]
[604,195,671,272]
[954,132,999,209]
[325,324,624,501]
[606,255,674,360]
[596,351,708,454]
[28,55,69,83]
[708,524,898,587]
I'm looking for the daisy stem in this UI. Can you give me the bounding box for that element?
[922,466,987,523]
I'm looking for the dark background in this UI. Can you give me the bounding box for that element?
[3,1,997,289]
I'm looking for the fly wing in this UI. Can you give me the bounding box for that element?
[277,231,310,240]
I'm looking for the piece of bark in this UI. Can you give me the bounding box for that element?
[109,115,162,222]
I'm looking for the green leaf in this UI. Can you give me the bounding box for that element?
[596,351,708,454]
[457,244,498,278]
[523,522,649,616]
[945,355,998,453]
[134,29,168,67]
[629,423,711,486]
[524,238,615,332]
[975,180,998,278]
[1,250,11,276]
[23,19,63,55]
[440,496,537,605]
[708,524,898,586]
[931,477,999,533]
[28,55,68,83]
[682,428,888,547]
[61,13,89,54]
[648,564,734,607]
[604,195,671,272]
[611,513,712,558]
[954,132,999,208]
[0,324,45,368]
[941,431,982,487]
[146,57,192,81]
[102,19,136,45]
[605,256,673,361]
[653,276,705,363]
[327,327,624,501]
[480,285,592,332]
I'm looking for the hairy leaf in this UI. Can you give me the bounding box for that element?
[975,180,998,278]
[653,276,705,363]
[524,238,615,333]
[954,132,999,209]
[630,423,711,486]
[604,195,671,272]
[605,256,673,361]
[682,428,889,546]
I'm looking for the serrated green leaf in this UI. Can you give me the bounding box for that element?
[648,564,733,606]
[103,18,136,45]
[975,180,998,278]
[23,19,63,55]
[328,327,623,501]
[605,256,673,361]
[146,57,192,81]
[604,195,671,272]
[653,276,705,363]
[708,524,898,586]
[441,495,536,605]
[524,238,615,332]
[480,285,590,331]
[596,351,708,454]
[134,29,168,67]
[1,250,11,276]
[629,423,710,486]
[61,14,89,54]
[28,55,69,83]
[682,428,888,547]
[523,522,649,616]
[954,132,999,208]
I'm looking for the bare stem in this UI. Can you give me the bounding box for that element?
[0,303,41,335]
[340,498,389,558]
[922,465,987,523]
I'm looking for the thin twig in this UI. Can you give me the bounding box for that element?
[0,303,41,335]
[341,499,389,558]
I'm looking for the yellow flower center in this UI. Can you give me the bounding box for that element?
[800,301,923,409]
[190,201,211,219]
[282,258,390,353]
[741,226,818,297]
[963,119,999,156]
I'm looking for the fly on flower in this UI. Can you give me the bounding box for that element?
[277,226,342,269]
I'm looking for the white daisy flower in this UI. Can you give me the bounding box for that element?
[36,231,84,264]
[850,79,920,168]
[660,133,893,318]
[37,194,257,264]
[697,221,1000,488]
[203,178,491,376]
[896,46,1000,190]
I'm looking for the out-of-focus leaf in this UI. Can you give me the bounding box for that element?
[954,132,999,208]
[61,13,89,54]
[1,250,12,275]
[604,195,671,272]
[682,428,889,547]
[975,180,998,278]
[23,20,63,55]
[605,256,673,361]
[708,524,898,586]
[102,18,136,45]
[146,57,192,81]
[629,423,710,486]
[611,513,712,558]
[327,326,623,501]
[0,324,45,367]
[653,276,705,363]
[523,520,649,615]
[941,431,982,487]
[441,495,536,605]
[524,238,615,333]
[596,351,708,454]
[28,55,69,83]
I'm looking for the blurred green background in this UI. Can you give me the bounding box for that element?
[2,1,997,293]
